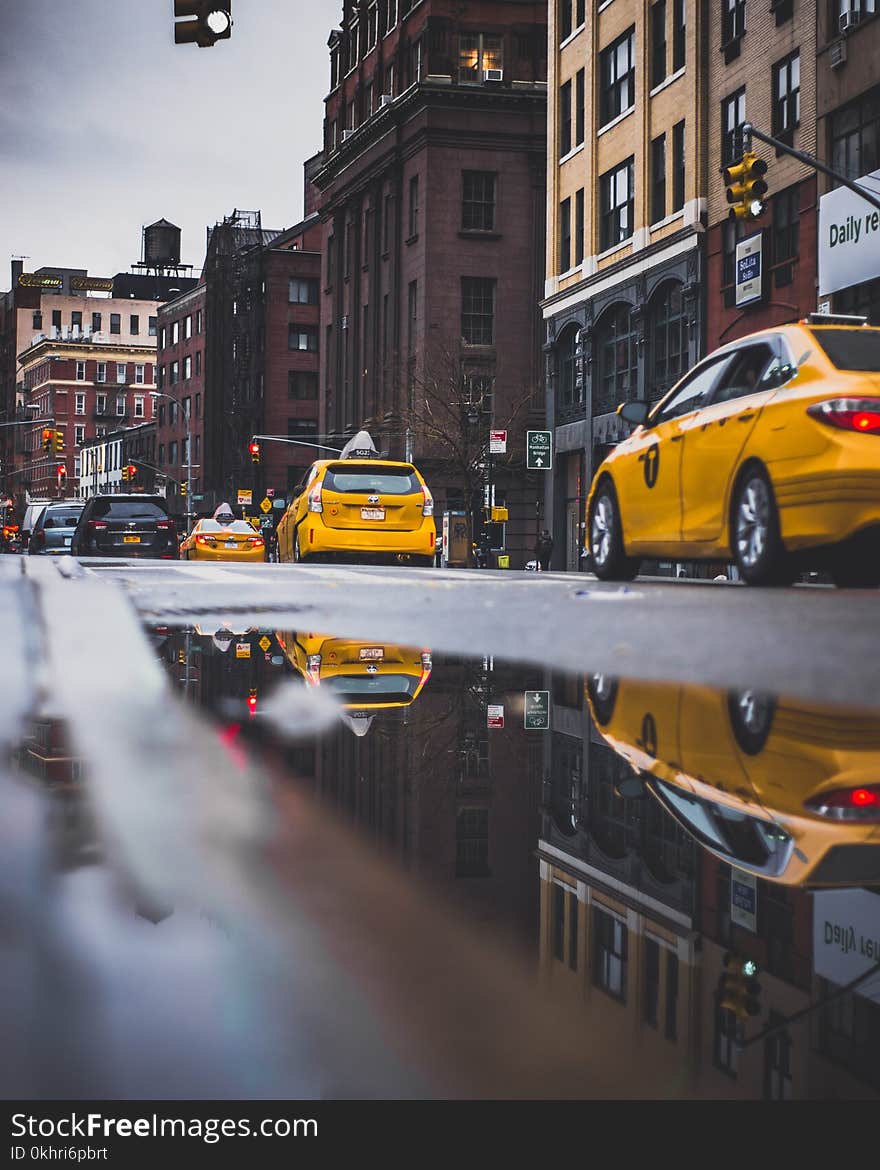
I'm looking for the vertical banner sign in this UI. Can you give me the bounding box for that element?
[730,868,758,932]
[735,233,763,307]
[524,690,550,729]
[526,431,553,470]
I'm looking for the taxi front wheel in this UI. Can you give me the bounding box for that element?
[589,480,640,582]
[731,466,794,586]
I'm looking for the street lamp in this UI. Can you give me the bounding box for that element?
[150,391,193,527]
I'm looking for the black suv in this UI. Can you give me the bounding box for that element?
[70,495,179,559]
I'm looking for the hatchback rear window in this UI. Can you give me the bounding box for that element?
[90,499,168,520]
[43,511,83,528]
[323,465,420,495]
[810,328,880,372]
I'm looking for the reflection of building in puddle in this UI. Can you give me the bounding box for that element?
[154,626,284,721]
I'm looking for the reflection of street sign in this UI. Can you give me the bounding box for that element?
[235,642,251,659]
[238,489,252,505]
[258,635,271,652]
[489,429,507,454]
[273,498,286,508]
[260,497,272,513]
[526,431,552,470]
[730,869,757,932]
[524,690,550,729]
[487,704,504,729]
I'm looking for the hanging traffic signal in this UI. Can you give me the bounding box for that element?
[173,2,233,47]
[121,466,129,483]
[56,465,66,480]
[42,428,53,452]
[53,429,64,453]
[180,481,188,496]
[247,688,258,718]
[249,441,261,464]
[719,952,762,1021]
[126,464,137,482]
[724,151,769,221]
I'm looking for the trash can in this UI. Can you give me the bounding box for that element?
[496,553,510,569]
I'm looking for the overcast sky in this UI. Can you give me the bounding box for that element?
[0,1,335,287]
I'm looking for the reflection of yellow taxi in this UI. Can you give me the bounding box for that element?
[585,673,880,887]
[587,319,880,586]
[275,431,435,565]
[180,518,266,562]
[276,632,433,710]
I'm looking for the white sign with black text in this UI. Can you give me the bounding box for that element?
[812,888,880,1005]
[818,167,880,295]
[735,233,763,307]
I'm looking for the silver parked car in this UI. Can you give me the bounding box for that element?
[28,501,85,555]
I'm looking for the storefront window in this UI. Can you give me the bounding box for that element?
[595,303,638,415]
[648,281,688,399]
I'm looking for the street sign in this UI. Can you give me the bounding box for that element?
[524,690,550,729]
[489,429,507,454]
[730,869,758,932]
[258,635,271,652]
[260,497,272,513]
[487,704,504,729]
[237,489,253,505]
[735,233,763,307]
[526,431,552,470]
[235,642,251,659]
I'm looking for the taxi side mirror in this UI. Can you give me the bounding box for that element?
[762,362,797,389]
[618,400,650,426]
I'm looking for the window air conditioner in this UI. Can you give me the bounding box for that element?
[830,37,848,67]
[839,8,861,30]
[483,68,503,82]
[379,94,393,107]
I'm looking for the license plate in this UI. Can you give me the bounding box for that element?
[359,647,384,660]
[361,507,385,521]
[64,536,72,546]
[123,535,141,543]
[225,540,237,548]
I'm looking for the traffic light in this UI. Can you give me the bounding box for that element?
[249,441,261,464]
[247,688,258,718]
[719,952,762,1021]
[56,465,66,480]
[180,481,188,497]
[42,428,52,452]
[173,2,233,47]
[53,429,64,453]
[724,151,769,221]
[126,464,137,482]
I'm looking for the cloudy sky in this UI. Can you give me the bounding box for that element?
[0,1,335,287]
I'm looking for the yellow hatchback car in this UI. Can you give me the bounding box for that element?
[180,518,266,562]
[585,674,880,888]
[587,318,880,586]
[276,431,436,565]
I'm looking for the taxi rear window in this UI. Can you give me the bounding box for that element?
[323,465,420,495]
[810,329,880,372]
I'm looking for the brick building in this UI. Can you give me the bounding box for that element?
[155,284,206,511]
[314,0,548,567]
[705,0,819,351]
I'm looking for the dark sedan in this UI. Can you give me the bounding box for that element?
[28,502,85,555]
[70,495,179,559]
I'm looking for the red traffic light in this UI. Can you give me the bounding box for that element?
[249,442,260,455]
[56,465,66,476]
[247,689,258,717]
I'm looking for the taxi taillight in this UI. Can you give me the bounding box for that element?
[195,535,216,546]
[308,484,323,513]
[807,398,880,433]
[306,653,322,685]
[805,785,880,821]
[421,484,434,516]
[247,536,264,546]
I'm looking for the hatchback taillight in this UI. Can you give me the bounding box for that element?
[807,398,880,433]
[804,785,880,821]
[421,484,434,517]
[308,484,323,513]
[86,520,108,532]
[247,536,264,546]
[195,535,216,547]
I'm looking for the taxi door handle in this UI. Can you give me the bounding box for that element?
[670,434,683,442]
[738,413,755,422]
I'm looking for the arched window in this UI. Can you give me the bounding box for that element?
[648,280,688,399]
[556,324,582,417]
[595,303,638,415]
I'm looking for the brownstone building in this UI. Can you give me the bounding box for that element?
[314,0,548,565]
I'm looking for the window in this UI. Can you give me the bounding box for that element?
[456,808,489,877]
[75,393,85,415]
[575,188,585,266]
[673,0,686,70]
[772,184,800,285]
[289,278,318,304]
[71,310,82,331]
[289,326,318,352]
[169,441,178,466]
[195,310,201,334]
[651,0,667,89]
[183,396,191,420]
[672,120,686,212]
[462,171,496,231]
[458,33,503,82]
[96,362,106,384]
[592,906,627,1001]
[76,361,86,381]
[74,424,85,447]
[653,353,730,422]
[831,87,880,186]
[599,28,635,127]
[816,977,880,1091]
[195,351,201,376]
[407,280,418,354]
[116,395,126,416]
[116,363,127,384]
[385,0,397,32]
[721,87,746,167]
[135,364,145,384]
[171,321,179,345]
[772,52,800,139]
[33,311,42,329]
[599,157,635,251]
[461,277,496,345]
[665,951,678,1041]
[559,197,572,272]
[110,313,120,335]
[715,1002,744,1075]
[385,61,395,98]
[652,133,667,224]
[576,69,585,146]
[367,1,377,48]
[160,327,167,349]
[148,315,157,337]
[577,0,585,26]
[170,360,179,385]
[568,891,578,971]
[763,1013,793,1099]
[649,281,689,397]
[130,314,139,335]
[185,315,192,340]
[52,310,62,328]
[288,371,318,399]
[411,38,422,84]
[92,312,102,333]
[183,355,192,381]
[158,444,165,466]
[158,405,165,427]
[552,884,565,961]
[644,938,660,1027]
[195,392,201,417]
[595,304,639,413]
[408,175,419,239]
[722,0,746,45]
[134,396,145,418]
[560,80,572,156]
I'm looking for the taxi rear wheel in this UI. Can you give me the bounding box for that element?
[589,479,639,581]
[731,466,793,586]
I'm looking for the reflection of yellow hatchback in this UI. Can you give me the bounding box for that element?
[276,632,433,708]
[180,519,266,562]
[276,432,435,565]
[585,674,880,887]
[587,320,880,586]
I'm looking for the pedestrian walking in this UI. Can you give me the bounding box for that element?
[535,528,553,572]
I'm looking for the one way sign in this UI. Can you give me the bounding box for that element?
[526,431,552,470]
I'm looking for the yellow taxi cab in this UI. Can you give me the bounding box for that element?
[587,317,880,586]
[276,631,433,734]
[276,431,436,565]
[585,673,880,887]
[180,513,266,562]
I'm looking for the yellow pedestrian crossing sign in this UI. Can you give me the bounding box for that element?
[260,497,272,513]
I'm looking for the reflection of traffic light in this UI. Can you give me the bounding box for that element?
[249,441,261,464]
[180,481,188,496]
[724,151,769,221]
[53,429,64,453]
[42,428,53,452]
[247,688,258,718]
[173,1,233,47]
[178,649,186,665]
[56,464,66,479]
[719,952,762,1021]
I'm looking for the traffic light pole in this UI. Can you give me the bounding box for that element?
[742,123,880,216]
